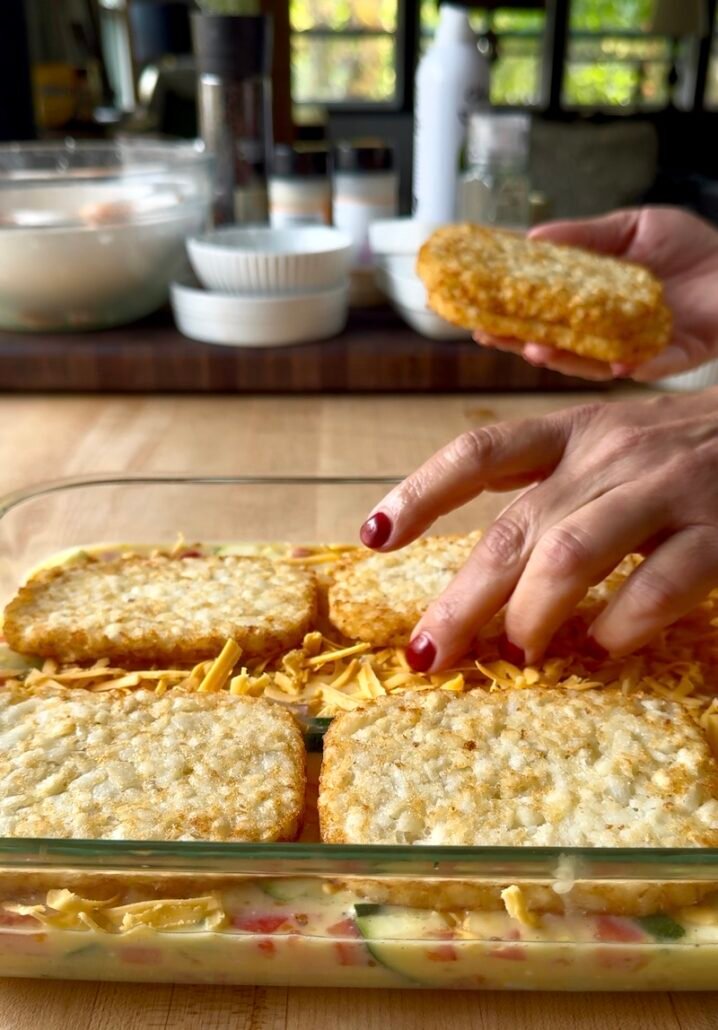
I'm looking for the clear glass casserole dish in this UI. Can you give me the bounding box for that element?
[0,474,715,992]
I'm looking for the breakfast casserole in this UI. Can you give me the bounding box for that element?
[0,503,716,992]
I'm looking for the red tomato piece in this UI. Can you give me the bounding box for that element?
[333,941,368,966]
[232,913,288,934]
[257,938,276,956]
[426,943,458,962]
[327,917,359,938]
[595,915,646,943]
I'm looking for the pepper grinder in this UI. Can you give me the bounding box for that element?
[191,12,273,225]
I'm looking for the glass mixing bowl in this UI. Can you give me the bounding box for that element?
[0,139,213,332]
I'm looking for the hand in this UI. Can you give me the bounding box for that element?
[360,391,718,672]
[475,207,718,382]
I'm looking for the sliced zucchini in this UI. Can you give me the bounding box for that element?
[354,904,459,986]
[260,878,327,903]
[636,913,686,940]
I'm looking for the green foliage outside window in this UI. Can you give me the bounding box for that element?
[290,0,672,108]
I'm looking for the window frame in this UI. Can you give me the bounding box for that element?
[290,0,718,119]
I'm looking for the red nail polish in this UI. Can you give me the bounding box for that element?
[498,635,525,667]
[585,636,609,661]
[360,512,392,548]
[406,633,436,673]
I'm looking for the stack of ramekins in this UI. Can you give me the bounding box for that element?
[171,226,352,347]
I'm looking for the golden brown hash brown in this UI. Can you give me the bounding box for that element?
[3,553,317,665]
[327,531,482,646]
[417,224,671,364]
[319,687,718,915]
[0,685,306,842]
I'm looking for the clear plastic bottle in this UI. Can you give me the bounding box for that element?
[459,112,532,230]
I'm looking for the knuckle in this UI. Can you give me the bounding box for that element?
[602,424,645,460]
[624,567,677,617]
[450,427,501,474]
[481,515,528,569]
[427,594,463,629]
[535,524,591,579]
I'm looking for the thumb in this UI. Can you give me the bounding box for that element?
[529,209,641,257]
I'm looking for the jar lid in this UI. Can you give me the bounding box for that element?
[466,112,531,169]
[333,140,394,174]
[271,144,329,178]
[191,12,272,78]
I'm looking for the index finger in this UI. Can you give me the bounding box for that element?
[360,416,569,551]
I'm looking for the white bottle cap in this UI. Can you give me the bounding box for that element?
[435,3,477,45]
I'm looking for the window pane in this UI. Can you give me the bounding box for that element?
[563,62,640,105]
[290,0,397,32]
[563,34,670,106]
[491,38,541,105]
[569,0,657,31]
[492,9,545,31]
[291,35,396,102]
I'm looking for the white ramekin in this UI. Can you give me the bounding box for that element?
[186,225,353,295]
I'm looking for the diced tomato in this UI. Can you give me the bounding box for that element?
[232,913,288,934]
[327,917,359,938]
[333,941,368,966]
[595,947,650,973]
[488,945,527,961]
[257,937,276,956]
[180,550,202,559]
[291,547,313,558]
[595,915,646,944]
[426,943,458,962]
[0,911,39,928]
[119,946,162,965]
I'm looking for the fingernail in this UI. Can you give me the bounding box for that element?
[406,633,436,673]
[498,634,525,667]
[585,635,609,661]
[360,512,392,549]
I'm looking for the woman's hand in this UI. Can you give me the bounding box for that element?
[359,391,718,672]
[475,207,718,381]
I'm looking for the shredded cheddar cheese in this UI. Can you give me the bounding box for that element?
[4,545,718,725]
[501,885,539,928]
[5,890,227,933]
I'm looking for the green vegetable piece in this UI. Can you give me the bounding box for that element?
[636,914,686,940]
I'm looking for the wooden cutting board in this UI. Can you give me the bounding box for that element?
[0,306,611,393]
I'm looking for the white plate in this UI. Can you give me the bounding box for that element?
[187,224,353,295]
[171,280,348,348]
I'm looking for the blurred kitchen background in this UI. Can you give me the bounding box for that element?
[4,0,718,224]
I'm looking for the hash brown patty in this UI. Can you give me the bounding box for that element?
[0,686,305,841]
[327,532,482,646]
[3,553,317,665]
[318,688,718,914]
[417,224,671,364]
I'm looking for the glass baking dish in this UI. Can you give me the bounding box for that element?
[0,474,716,992]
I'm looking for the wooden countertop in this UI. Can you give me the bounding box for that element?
[0,390,712,1030]
[0,307,612,394]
